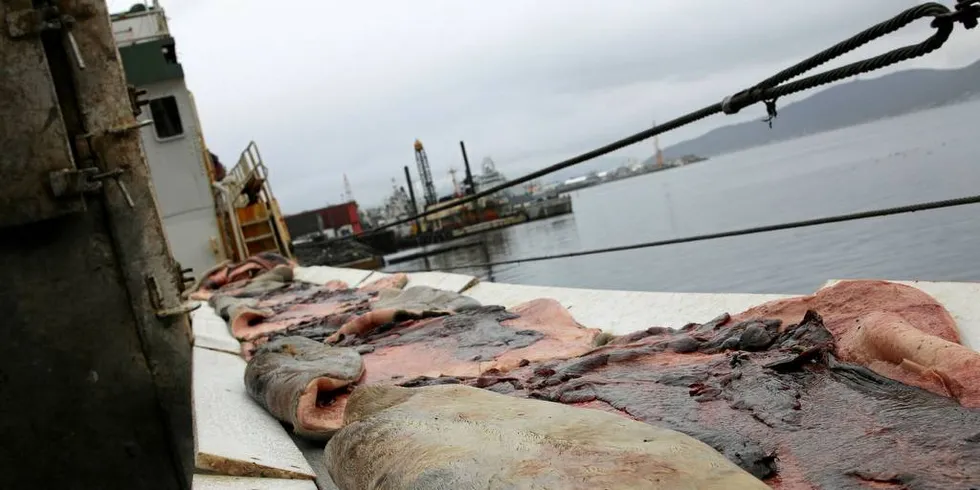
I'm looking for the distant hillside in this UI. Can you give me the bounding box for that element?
[648,59,980,162]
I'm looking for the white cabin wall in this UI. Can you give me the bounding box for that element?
[137,79,224,277]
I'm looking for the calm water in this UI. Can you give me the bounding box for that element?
[386,99,980,294]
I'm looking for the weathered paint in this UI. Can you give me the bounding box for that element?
[0,0,84,227]
[70,0,196,484]
[131,78,224,278]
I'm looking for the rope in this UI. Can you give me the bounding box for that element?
[350,2,976,241]
[395,194,980,272]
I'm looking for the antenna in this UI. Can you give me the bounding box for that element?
[343,174,354,203]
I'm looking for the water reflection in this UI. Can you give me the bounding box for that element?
[385,215,581,282]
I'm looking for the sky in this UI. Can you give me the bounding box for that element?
[109,0,979,213]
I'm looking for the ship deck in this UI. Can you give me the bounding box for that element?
[189,267,980,489]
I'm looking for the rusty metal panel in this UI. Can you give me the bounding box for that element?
[0,0,192,488]
[0,0,83,227]
[69,0,195,486]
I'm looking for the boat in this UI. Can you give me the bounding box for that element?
[8,1,980,488]
[147,4,979,486]
[473,157,512,199]
[110,2,293,278]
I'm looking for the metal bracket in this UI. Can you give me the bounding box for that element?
[174,262,195,295]
[48,165,138,205]
[73,123,150,209]
[49,168,102,197]
[107,119,154,136]
[81,119,153,140]
[127,85,149,117]
[146,275,200,320]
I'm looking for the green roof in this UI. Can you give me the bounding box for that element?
[118,37,184,86]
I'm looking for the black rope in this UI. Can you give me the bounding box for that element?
[395,194,980,272]
[348,2,976,242]
[752,4,951,92]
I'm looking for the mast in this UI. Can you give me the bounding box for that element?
[343,173,354,203]
[459,141,475,195]
[449,168,460,196]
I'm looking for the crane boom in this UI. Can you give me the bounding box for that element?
[414,139,438,206]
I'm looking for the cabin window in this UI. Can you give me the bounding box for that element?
[149,96,184,139]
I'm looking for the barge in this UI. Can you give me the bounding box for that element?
[6,1,978,488]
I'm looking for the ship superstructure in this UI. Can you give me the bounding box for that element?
[111,2,291,275]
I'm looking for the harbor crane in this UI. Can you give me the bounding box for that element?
[414,139,438,206]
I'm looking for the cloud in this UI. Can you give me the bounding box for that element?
[108,0,977,213]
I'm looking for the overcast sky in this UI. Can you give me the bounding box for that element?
[109,0,977,213]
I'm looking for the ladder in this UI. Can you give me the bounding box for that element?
[216,142,293,261]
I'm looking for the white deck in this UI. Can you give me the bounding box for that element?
[193,347,315,481]
[361,270,478,293]
[191,304,240,355]
[193,475,316,490]
[463,281,791,335]
[191,268,980,488]
[293,266,374,287]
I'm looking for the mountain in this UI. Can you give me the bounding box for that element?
[648,59,980,162]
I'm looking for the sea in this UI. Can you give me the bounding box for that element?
[384,98,980,295]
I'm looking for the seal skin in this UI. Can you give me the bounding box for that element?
[734,280,980,407]
[190,252,294,299]
[213,266,980,488]
[473,310,980,489]
[244,337,364,440]
[326,384,770,490]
